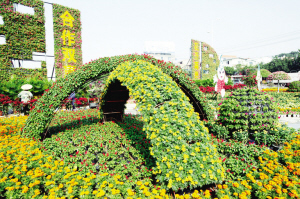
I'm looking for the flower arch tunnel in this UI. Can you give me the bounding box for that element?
[92,60,225,190]
[22,57,224,190]
[23,54,211,139]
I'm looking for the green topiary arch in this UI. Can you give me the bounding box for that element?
[22,56,224,190]
[23,54,214,139]
[89,60,225,190]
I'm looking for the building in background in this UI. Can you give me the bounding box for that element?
[176,59,191,77]
[144,41,176,63]
[222,55,272,68]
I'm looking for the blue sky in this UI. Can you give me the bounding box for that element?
[43,0,300,64]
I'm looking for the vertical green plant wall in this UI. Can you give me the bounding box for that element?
[53,4,82,78]
[0,0,46,81]
[201,42,219,80]
[191,40,219,80]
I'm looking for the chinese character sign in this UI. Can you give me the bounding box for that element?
[53,5,82,78]
[191,40,201,79]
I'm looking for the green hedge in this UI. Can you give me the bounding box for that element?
[288,81,300,92]
[0,76,52,99]
[194,78,233,87]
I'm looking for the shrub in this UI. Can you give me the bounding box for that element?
[242,75,257,87]
[0,77,52,100]
[194,79,214,87]
[194,78,233,87]
[261,69,271,78]
[288,81,300,92]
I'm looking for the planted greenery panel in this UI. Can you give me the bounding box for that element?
[0,0,46,80]
[0,0,45,66]
[0,68,47,82]
[218,88,278,136]
[201,42,219,80]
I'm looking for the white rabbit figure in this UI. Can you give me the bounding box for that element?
[213,55,228,98]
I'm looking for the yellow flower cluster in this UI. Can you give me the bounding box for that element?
[0,116,27,135]
[101,60,225,190]
[217,143,300,198]
[278,107,300,114]
[1,114,221,199]
[262,88,288,92]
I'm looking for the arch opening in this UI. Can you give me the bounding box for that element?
[101,79,129,123]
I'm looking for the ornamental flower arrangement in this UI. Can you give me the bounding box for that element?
[267,71,291,81]
[23,54,213,139]
[199,84,247,94]
[100,60,225,190]
[242,75,257,87]
[262,87,288,92]
[0,67,47,82]
[218,88,279,137]
[268,92,300,114]
[0,115,27,135]
[1,110,220,198]
[216,147,300,199]
[0,94,12,115]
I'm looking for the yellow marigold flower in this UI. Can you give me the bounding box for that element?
[5,187,14,191]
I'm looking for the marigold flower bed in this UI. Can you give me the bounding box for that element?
[0,110,299,198]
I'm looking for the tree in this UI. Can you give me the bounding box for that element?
[260,69,271,78]
[261,50,300,73]
[267,71,291,81]
[224,66,235,76]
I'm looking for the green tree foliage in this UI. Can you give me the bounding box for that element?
[260,69,271,78]
[261,50,300,73]
[288,81,300,92]
[0,76,52,100]
[224,66,235,76]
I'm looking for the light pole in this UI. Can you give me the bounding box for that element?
[207,18,221,47]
